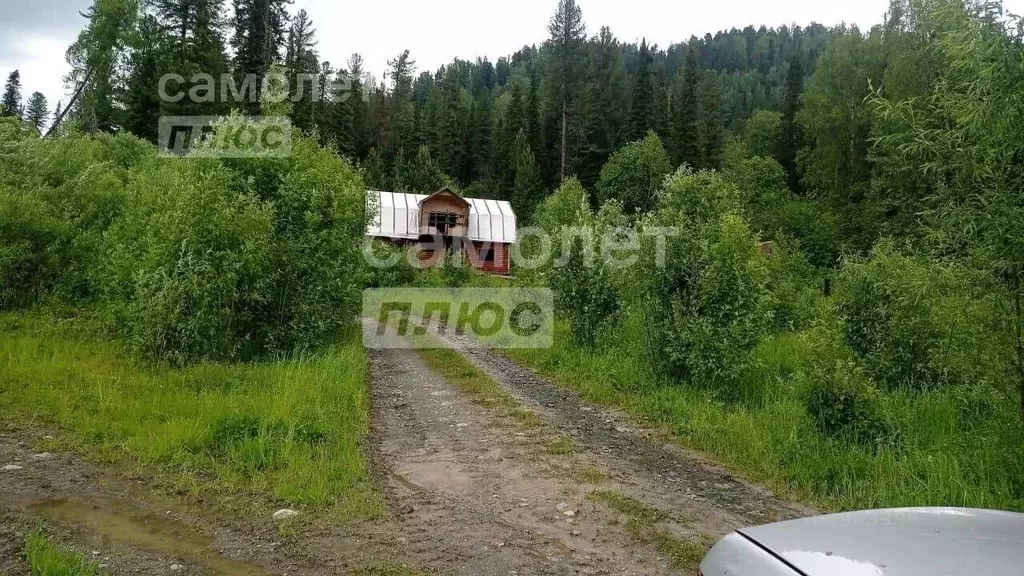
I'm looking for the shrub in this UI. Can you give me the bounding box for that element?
[804,360,892,447]
[764,236,821,331]
[836,242,1001,391]
[102,158,275,364]
[596,131,672,215]
[549,234,620,348]
[366,241,420,288]
[0,131,151,308]
[104,132,369,364]
[640,171,772,397]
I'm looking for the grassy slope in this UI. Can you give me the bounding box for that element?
[508,315,1024,513]
[0,311,383,519]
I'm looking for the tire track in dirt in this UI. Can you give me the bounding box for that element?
[365,320,811,576]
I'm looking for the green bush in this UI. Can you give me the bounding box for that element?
[641,171,772,397]
[549,234,620,348]
[366,241,420,288]
[836,243,1002,391]
[804,360,892,447]
[0,130,152,308]
[596,131,672,215]
[0,189,69,309]
[102,158,275,364]
[103,132,368,364]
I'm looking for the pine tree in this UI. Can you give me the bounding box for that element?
[511,128,544,220]
[348,54,371,158]
[123,15,165,142]
[150,0,230,117]
[385,50,416,157]
[363,146,387,189]
[471,90,495,182]
[779,50,804,192]
[232,0,292,114]
[25,92,49,133]
[1,70,22,118]
[628,39,655,140]
[410,145,447,193]
[671,46,700,167]
[285,9,319,132]
[546,0,587,180]
[698,70,725,170]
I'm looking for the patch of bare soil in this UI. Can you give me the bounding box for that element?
[365,322,813,576]
[0,427,402,576]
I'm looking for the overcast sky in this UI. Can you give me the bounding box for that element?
[3,0,1021,113]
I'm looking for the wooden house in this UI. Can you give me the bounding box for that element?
[366,187,517,275]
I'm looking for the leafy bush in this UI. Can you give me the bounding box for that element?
[365,241,420,288]
[596,131,672,215]
[0,189,68,308]
[836,242,1002,391]
[549,234,620,348]
[764,236,821,331]
[804,360,892,447]
[103,131,368,364]
[102,158,275,364]
[640,172,772,397]
[0,130,152,308]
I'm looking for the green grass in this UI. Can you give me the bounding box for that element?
[0,311,384,519]
[509,316,1024,512]
[588,491,709,571]
[24,529,100,576]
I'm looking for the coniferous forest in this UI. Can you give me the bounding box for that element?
[3,1,1024,565]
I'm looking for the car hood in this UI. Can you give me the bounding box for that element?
[739,508,1024,576]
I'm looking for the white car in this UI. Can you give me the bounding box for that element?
[699,508,1024,576]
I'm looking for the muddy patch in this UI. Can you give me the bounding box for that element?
[29,497,270,575]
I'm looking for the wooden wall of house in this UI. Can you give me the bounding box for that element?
[419,194,469,236]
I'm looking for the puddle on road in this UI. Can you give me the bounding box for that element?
[30,497,272,575]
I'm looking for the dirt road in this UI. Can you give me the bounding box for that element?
[366,323,810,575]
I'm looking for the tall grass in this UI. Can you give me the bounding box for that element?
[24,529,99,576]
[0,311,382,518]
[508,316,1024,512]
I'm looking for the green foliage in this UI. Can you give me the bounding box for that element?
[804,359,891,447]
[0,130,152,309]
[549,234,620,348]
[742,110,781,158]
[24,529,98,576]
[836,242,1003,391]
[596,131,672,215]
[102,130,367,364]
[641,172,771,396]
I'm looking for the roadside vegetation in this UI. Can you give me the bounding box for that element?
[507,0,1024,513]
[24,529,100,576]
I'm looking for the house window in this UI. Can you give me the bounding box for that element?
[481,247,496,263]
[428,212,459,235]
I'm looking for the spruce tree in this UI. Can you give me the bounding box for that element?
[123,15,165,142]
[232,0,292,114]
[1,70,22,118]
[698,70,725,170]
[348,54,371,158]
[25,92,49,134]
[671,46,700,168]
[546,0,587,180]
[511,129,544,220]
[628,39,655,141]
[285,9,319,132]
[779,50,804,192]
